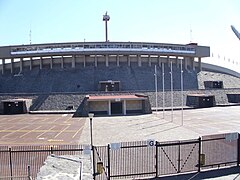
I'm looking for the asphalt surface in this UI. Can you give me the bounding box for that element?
[0,114,85,145]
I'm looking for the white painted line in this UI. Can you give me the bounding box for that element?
[36,126,56,139]
[1,125,30,138]
[72,126,84,138]
[54,126,70,138]
[19,126,42,138]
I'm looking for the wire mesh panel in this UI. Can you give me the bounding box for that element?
[202,133,238,168]
[0,146,11,177]
[11,145,51,179]
[109,141,156,179]
[157,139,199,176]
[179,139,199,173]
[0,144,85,180]
[157,140,179,176]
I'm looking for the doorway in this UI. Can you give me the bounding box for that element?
[3,101,24,114]
[111,102,123,115]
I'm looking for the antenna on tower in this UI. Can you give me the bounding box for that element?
[190,24,193,43]
[103,11,110,42]
[29,25,32,45]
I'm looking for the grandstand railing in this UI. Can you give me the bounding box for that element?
[10,42,196,55]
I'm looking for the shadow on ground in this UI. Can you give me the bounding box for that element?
[151,166,240,180]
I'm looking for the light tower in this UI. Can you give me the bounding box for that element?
[103,12,110,42]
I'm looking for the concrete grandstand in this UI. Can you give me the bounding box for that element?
[0,41,239,116]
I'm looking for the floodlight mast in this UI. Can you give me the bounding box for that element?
[103,12,110,42]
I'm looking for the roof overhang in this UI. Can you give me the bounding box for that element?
[87,94,147,101]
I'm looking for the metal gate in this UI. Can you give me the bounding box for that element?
[156,138,200,176]
[94,141,156,179]
[108,141,156,179]
[93,134,240,179]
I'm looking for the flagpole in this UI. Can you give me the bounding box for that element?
[170,60,173,122]
[154,65,158,113]
[180,59,183,126]
[162,63,165,119]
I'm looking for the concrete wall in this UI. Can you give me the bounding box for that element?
[0,88,239,114]
[0,65,199,93]
[126,100,142,110]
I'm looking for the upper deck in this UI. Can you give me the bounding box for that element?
[0,41,210,58]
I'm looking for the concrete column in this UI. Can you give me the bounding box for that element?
[123,100,126,115]
[127,55,130,66]
[29,57,32,71]
[167,56,170,67]
[39,57,42,70]
[1,59,5,74]
[192,58,195,71]
[108,100,111,116]
[105,55,109,67]
[184,57,188,70]
[158,56,161,67]
[61,56,64,69]
[10,58,13,73]
[83,55,86,68]
[20,58,23,72]
[50,57,53,69]
[138,55,142,67]
[198,57,202,71]
[94,55,97,67]
[148,55,151,67]
[72,55,76,68]
[117,55,120,66]
[176,56,180,68]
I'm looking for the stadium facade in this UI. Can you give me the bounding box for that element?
[0,42,209,74]
[0,42,210,92]
[0,41,239,116]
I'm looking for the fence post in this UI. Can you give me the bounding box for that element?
[237,133,240,167]
[107,144,111,180]
[177,141,181,173]
[155,141,158,178]
[50,146,53,154]
[9,147,13,180]
[92,146,96,180]
[27,165,31,180]
[198,137,201,172]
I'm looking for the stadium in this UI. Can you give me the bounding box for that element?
[1,42,240,179]
[0,41,240,115]
[1,0,240,177]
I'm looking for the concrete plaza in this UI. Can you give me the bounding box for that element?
[79,106,240,146]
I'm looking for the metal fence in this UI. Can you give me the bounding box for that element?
[202,133,239,168]
[0,144,84,179]
[93,132,240,179]
[1,132,240,180]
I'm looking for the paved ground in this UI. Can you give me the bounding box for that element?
[0,114,85,145]
[154,166,240,180]
[1,106,239,146]
[79,106,240,145]
[78,106,240,180]
[1,106,240,179]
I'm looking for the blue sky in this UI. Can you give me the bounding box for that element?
[0,0,239,44]
[0,0,240,64]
